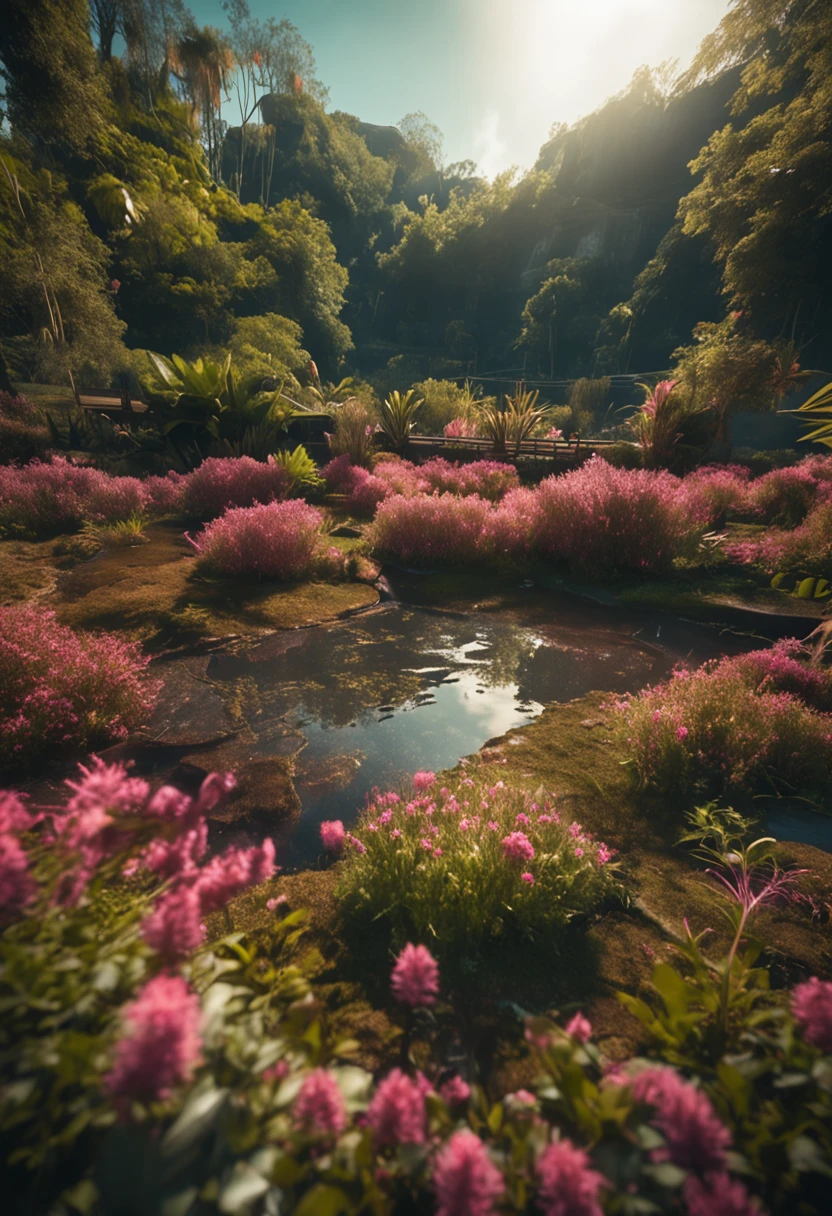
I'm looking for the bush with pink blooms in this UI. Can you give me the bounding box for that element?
[0,456,149,537]
[0,603,157,770]
[336,772,619,951]
[322,454,519,518]
[2,761,831,1214]
[529,456,697,574]
[368,456,701,573]
[725,501,832,573]
[187,498,341,580]
[616,639,832,796]
[744,456,832,528]
[177,454,290,519]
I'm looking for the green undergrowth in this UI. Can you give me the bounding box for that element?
[222,692,832,1081]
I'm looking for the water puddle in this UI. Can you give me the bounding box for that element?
[202,597,754,866]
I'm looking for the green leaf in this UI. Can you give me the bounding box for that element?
[62,1178,99,1214]
[293,1184,350,1216]
[162,1086,227,1158]
[218,1163,270,1214]
[788,1135,832,1177]
[651,963,690,1017]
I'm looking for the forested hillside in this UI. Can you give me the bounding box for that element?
[1,0,830,397]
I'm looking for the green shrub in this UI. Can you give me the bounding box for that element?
[336,772,619,954]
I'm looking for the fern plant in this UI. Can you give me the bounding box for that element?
[270,446,322,493]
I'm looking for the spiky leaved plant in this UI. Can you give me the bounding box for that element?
[377,390,423,455]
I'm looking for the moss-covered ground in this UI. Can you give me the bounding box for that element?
[1,520,379,647]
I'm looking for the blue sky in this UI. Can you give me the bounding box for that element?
[191,0,731,176]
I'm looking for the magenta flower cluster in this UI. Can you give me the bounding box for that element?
[337,773,617,948]
[321,453,519,517]
[0,603,157,770]
[0,760,275,964]
[369,455,699,574]
[391,942,440,1007]
[187,498,339,580]
[106,974,202,1101]
[617,639,832,795]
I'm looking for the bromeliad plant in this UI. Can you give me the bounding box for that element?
[330,771,619,957]
[377,389,424,455]
[478,386,552,458]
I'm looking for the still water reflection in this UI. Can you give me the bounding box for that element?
[205,598,748,866]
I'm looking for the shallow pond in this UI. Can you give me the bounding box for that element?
[203,590,769,867]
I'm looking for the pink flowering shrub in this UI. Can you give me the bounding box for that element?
[417,457,519,502]
[370,492,494,565]
[0,604,157,770]
[187,499,338,580]
[725,501,832,572]
[336,772,619,950]
[323,455,518,519]
[744,456,832,528]
[530,456,697,574]
[680,463,750,527]
[443,416,479,439]
[616,641,832,795]
[1,757,828,1216]
[178,455,290,519]
[0,456,147,536]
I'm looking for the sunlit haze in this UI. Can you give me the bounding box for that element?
[192,0,731,175]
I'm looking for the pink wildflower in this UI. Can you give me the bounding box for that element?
[391,828,401,838]
[536,1138,607,1216]
[684,1173,764,1216]
[521,871,535,884]
[391,942,440,1007]
[596,844,613,866]
[142,884,204,960]
[631,1066,731,1172]
[0,833,35,913]
[195,839,276,913]
[320,820,346,852]
[502,831,535,862]
[433,1130,503,1216]
[574,847,584,858]
[440,1075,471,1107]
[366,1068,427,1146]
[106,975,202,1102]
[505,1089,538,1115]
[293,1069,347,1136]
[791,976,832,1052]
[515,812,530,825]
[676,725,689,741]
[413,771,436,792]
[345,832,366,854]
[266,893,289,912]
[568,822,583,838]
[565,1012,592,1044]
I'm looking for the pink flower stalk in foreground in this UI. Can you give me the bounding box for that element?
[565,1012,592,1044]
[106,975,202,1102]
[391,943,440,1007]
[502,831,535,863]
[536,1138,607,1216]
[433,1130,503,1216]
[631,1067,731,1173]
[0,832,35,913]
[413,771,437,792]
[684,1173,764,1216]
[521,871,535,884]
[366,1068,427,1146]
[791,976,832,1052]
[440,1075,471,1107]
[320,819,346,852]
[293,1069,347,1136]
[142,884,205,960]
